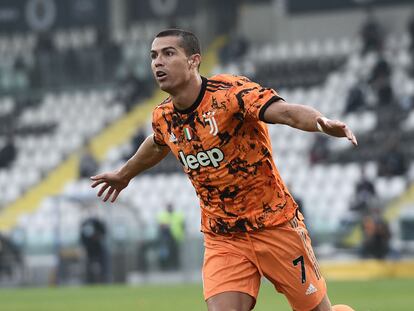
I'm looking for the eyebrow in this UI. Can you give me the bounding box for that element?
[150,46,178,54]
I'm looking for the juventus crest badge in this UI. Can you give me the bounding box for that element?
[203,111,218,136]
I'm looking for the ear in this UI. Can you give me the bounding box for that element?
[189,54,201,69]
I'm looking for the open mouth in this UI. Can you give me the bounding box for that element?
[156,71,167,80]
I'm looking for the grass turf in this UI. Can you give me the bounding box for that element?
[0,278,413,311]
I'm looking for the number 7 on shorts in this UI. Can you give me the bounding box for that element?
[292,255,306,284]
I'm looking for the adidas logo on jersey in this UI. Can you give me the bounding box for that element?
[305,283,317,295]
[179,147,224,170]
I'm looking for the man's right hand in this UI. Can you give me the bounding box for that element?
[90,134,170,203]
[90,171,130,202]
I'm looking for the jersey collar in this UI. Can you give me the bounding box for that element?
[173,76,207,114]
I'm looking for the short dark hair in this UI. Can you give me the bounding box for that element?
[155,29,201,56]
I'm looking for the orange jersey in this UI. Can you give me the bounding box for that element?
[152,74,297,233]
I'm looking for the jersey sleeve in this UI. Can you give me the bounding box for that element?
[231,78,284,123]
[151,108,167,146]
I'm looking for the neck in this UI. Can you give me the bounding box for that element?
[171,74,202,111]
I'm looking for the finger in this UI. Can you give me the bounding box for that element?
[344,127,354,141]
[97,184,110,197]
[344,127,358,146]
[103,188,115,202]
[351,133,358,146]
[91,179,105,188]
[111,190,121,203]
[316,117,328,128]
[329,120,346,129]
[90,173,106,181]
[320,118,344,131]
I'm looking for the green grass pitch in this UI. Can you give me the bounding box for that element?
[0,278,413,311]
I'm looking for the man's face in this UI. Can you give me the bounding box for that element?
[150,36,194,93]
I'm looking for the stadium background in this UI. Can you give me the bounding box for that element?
[0,0,414,310]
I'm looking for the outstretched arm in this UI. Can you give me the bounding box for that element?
[262,100,358,146]
[91,135,170,202]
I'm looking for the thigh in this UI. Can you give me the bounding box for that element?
[206,291,255,311]
[256,216,327,311]
[311,294,332,311]
[203,234,261,307]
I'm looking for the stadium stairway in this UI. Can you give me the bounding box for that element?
[321,259,414,280]
[383,184,414,221]
[0,36,227,232]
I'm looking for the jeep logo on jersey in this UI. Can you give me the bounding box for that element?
[179,148,224,169]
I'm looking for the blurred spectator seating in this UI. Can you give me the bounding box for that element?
[79,147,99,179]
[0,133,17,169]
[0,89,123,207]
[6,25,414,252]
[360,8,384,55]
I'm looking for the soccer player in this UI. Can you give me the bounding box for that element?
[91,29,357,311]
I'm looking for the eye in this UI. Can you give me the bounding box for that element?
[150,53,156,60]
[166,51,174,56]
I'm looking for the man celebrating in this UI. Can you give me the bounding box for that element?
[91,29,356,311]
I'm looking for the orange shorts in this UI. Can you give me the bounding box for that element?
[202,213,326,311]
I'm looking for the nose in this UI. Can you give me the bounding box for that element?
[153,55,164,67]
